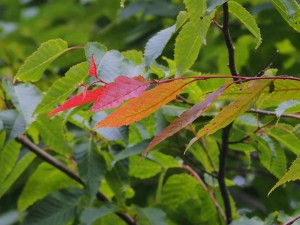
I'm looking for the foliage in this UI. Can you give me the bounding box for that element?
[1,0,300,225]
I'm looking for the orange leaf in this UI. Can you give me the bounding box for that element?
[144,86,226,155]
[94,80,187,128]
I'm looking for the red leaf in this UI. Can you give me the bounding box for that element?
[88,55,97,77]
[92,76,150,112]
[48,86,107,116]
[94,80,187,128]
[143,86,226,155]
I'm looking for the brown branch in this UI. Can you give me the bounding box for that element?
[283,214,300,225]
[15,134,137,225]
[222,2,238,78]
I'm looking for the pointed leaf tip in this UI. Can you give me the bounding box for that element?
[92,76,150,112]
[48,86,107,116]
[88,55,97,77]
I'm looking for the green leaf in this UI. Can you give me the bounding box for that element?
[74,138,107,199]
[148,152,180,169]
[254,134,287,178]
[269,154,300,194]
[267,124,300,155]
[122,50,144,65]
[129,155,162,179]
[271,0,300,32]
[34,62,89,114]
[3,81,42,126]
[144,25,176,67]
[35,115,71,154]
[15,39,68,82]
[21,188,82,225]
[0,110,25,140]
[175,16,212,75]
[189,79,272,149]
[0,140,21,184]
[80,205,117,225]
[135,207,167,225]
[228,1,262,48]
[0,153,36,199]
[184,0,206,20]
[111,140,150,166]
[18,163,79,212]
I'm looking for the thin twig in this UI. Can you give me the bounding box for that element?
[15,135,137,225]
[283,214,300,225]
[248,109,300,120]
[181,164,226,221]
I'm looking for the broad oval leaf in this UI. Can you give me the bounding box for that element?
[94,80,187,128]
[144,86,226,154]
[16,39,68,82]
[92,76,149,111]
[35,62,88,114]
[207,0,227,14]
[48,86,107,116]
[228,1,262,48]
[144,25,176,67]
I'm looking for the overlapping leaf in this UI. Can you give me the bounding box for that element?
[48,86,107,116]
[184,0,206,20]
[95,80,187,128]
[35,62,88,114]
[15,39,68,82]
[92,76,150,111]
[188,79,272,149]
[144,86,226,154]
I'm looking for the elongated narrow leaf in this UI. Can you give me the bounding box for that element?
[18,163,79,212]
[16,39,68,82]
[0,140,21,184]
[144,25,176,67]
[184,0,206,20]
[188,79,272,148]
[269,154,300,194]
[35,115,71,154]
[275,100,300,117]
[48,86,107,116]
[175,16,212,75]
[0,153,36,199]
[145,86,225,154]
[74,139,106,199]
[35,62,88,114]
[92,76,150,111]
[3,81,42,125]
[88,55,97,77]
[94,80,187,128]
[228,1,262,48]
